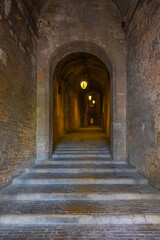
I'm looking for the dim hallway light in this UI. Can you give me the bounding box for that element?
[80,81,88,89]
[88,95,92,101]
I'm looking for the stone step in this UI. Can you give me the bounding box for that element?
[58,144,109,146]
[52,153,111,158]
[54,150,110,154]
[54,143,109,145]
[13,172,148,185]
[54,147,109,149]
[44,159,126,165]
[1,184,159,201]
[1,192,160,201]
[54,145,109,147]
[26,169,136,174]
[1,127,160,233]
[54,146,109,149]
[0,184,158,195]
[0,200,160,225]
[26,163,137,173]
[1,224,160,239]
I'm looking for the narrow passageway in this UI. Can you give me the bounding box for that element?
[53,127,110,158]
[0,0,159,239]
[51,53,111,152]
[0,128,160,239]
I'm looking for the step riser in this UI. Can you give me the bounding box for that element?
[1,128,160,230]
[43,161,126,165]
[55,143,108,144]
[0,215,160,225]
[13,179,148,185]
[1,193,160,201]
[54,147,109,149]
[54,146,109,148]
[55,148,110,150]
[26,169,136,174]
[54,151,110,154]
[52,154,111,158]
[54,146,109,147]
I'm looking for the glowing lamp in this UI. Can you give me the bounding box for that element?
[88,95,92,101]
[92,100,95,104]
[80,81,87,89]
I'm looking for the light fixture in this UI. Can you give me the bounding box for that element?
[92,100,95,104]
[88,95,92,101]
[80,81,88,89]
[80,54,89,90]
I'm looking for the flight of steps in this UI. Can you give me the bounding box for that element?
[0,128,160,238]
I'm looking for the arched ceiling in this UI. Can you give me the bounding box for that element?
[23,0,133,25]
[54,52,110,95]
[23,0,46,24]
[112,0,134,18]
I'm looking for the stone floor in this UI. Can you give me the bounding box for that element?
[0,127,160,239]
[0,224,160,240]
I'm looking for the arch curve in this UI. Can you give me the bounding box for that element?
[36,40,126,161]
[48,40,113,81]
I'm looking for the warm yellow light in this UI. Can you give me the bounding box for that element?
[88,95,92,101]
[92,100,95,104]
[80,81,87,89]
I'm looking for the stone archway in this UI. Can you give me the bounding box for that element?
[36,40,126,161]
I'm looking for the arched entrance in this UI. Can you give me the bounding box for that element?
[36,40,126,161]
[52,52,110,148]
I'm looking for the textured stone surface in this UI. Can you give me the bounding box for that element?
[36,0,127,160]
[0,3,159,240]
[0,0,37,189]
[126,0,160,189]
[0,128,160,238]
[51,53,110,145]
[0,224,160,240]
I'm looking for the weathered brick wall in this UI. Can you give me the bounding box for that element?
[126,0,160,189]
[0,1,37,188]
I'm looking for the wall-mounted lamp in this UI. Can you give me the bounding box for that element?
[80,81,88,89]
[92,100,95,104]
[88,95,92,101]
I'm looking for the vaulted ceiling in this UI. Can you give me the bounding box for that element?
[54,52,109,95]
[24,0,133,25]
[23,0,46,24]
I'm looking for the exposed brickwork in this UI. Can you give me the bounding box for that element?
[126,0,160,190]
[0,1,37,188]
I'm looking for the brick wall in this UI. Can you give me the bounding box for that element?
[126,0,160,189]
[0,0,37,188]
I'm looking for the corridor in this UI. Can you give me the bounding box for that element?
[0,0,159,239]
[0,128,160,239]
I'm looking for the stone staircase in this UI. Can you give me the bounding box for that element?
[0,127,160,239]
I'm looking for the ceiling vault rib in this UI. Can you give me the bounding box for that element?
[21,0,38,30]
[125,0,141,31]
[111,0,124,21]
